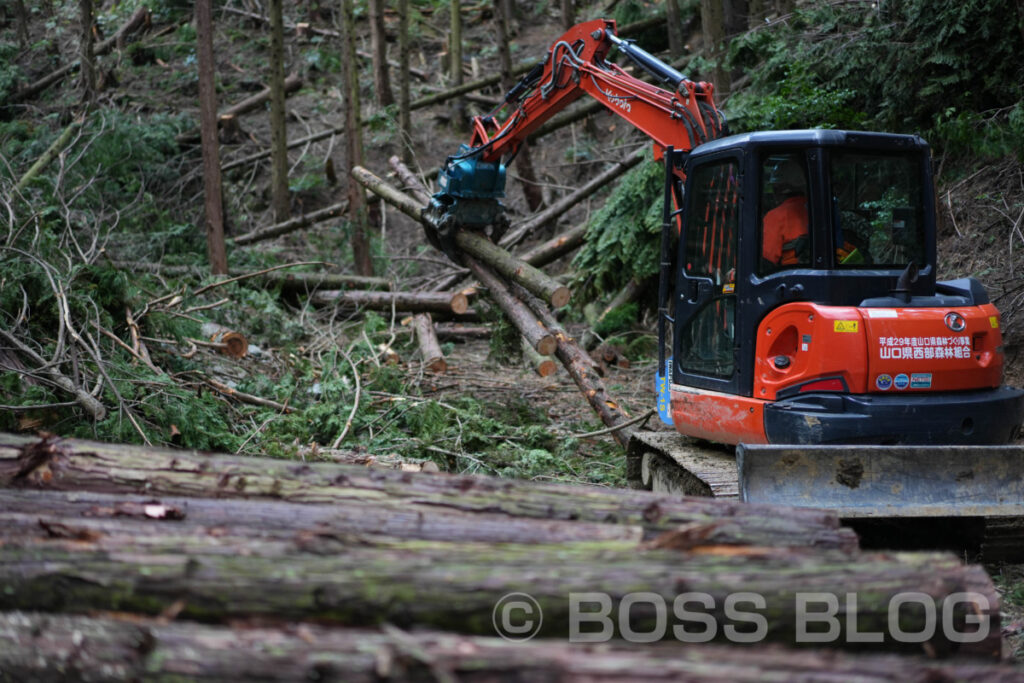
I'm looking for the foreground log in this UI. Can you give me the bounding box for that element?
[412,313,447,373]
[523,337,559,377]
[0,535,999,656]
[0,612,1018,681]
[0,433,858,549]
[311,289,469,315]
[110,262,391,292]
[0,488,641,547]
[464,256,556,356]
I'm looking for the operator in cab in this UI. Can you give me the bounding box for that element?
[761,155,810,269]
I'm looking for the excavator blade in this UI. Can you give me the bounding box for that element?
[736,444,1024,518]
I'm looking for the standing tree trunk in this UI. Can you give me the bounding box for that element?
[14,0,30,48]
[268,0,291,223]
[79,0,96,100]
[494,0,544,212]
[700,0,729,95]
[196,0,228,274]
[339,0,373,276]
[449,0,465,129]
[368,0,394,107]
[398,0,412,160]
[666,0,684,58]
[560,0,574,30]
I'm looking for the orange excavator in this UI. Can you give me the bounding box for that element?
[425,19,1024,531]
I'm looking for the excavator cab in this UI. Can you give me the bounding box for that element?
[661,129,1024,445]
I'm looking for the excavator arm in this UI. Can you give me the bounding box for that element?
[423,18,725,254]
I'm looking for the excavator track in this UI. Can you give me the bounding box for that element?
[626,431,1024,561]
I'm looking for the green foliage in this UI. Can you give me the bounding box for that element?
[571,155,662,300]
[594,302,639,338]
[726,0,1024,160]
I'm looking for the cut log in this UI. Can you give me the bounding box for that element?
[199,322,247,358]
[5,612,1018,681]
[511,282,635,449]
[175,74,304,144]
[455,230,570,308]
[388,154,433,204]
[0,488,642,547]
[231,200,351,245]
[0,532,999,656]
[0,433,859,550]
[499,147,647,248]
[14,117,83,192]
[523,337,558,377]
[434,323,491,340]
[310,289,469,315]
[412,313,447,373]
[463,257,556,356]
[519,221,587,266]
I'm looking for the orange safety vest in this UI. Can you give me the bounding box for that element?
[762,196,809,265]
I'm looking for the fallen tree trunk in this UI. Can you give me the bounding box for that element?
[8,7,150,104]
[455,230,570,308]
[0,612,1016,681]
[464,256,556,356]
[0,535,999,656]
[519,221,587,266]
[109,262,390,291]
[523,337,558,377]
[412,313,447,373]
[0,433,858,550]
[231,200,349,245]
[0,488,642,547]
[511,281,637,449]
[176,74,304,144]
[499,147,648,248]
[310,289,469,315]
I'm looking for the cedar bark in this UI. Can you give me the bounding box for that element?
[368,0,394,107]
[0,536,999,655]
[449,0,465,128]
[495,0,543,212]
[339,0,373,276]
[455,230,570,308]
[0,612,1017,681]
[78,0,95,100]
[311,289,469,314]
[463,257,557,356]
[412,313,447,373]
[196,0,228,274]
[666,0,684,58]
[268,0,291,223]
[0,433,858,549]
[398,0,412,160]
[700,0,730,94]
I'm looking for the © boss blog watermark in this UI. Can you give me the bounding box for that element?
[490,591,991,643]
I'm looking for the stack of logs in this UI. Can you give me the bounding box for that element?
[0,431,1017,680]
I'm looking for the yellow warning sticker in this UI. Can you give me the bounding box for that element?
[834,320,859,333]
[722,283,735,294]
[990,316,999,329]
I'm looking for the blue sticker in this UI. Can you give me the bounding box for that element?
[656,357,674,426]
[910,373,932,389]
[893,373,910,390]
[875,374,893,391]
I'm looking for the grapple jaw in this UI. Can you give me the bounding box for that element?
[423,146,511,261]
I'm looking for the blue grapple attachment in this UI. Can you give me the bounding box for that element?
[422,145,511,261]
